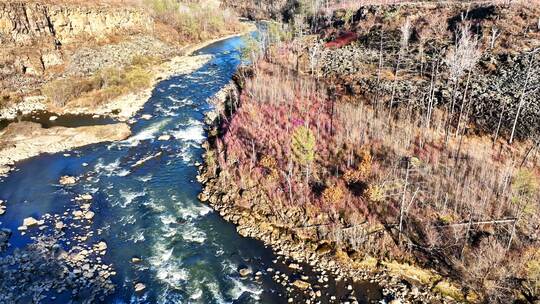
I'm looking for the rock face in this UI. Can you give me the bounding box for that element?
[0,2,153,46]
[222,0,289,20]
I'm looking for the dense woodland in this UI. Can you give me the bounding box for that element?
[206,1,540,302]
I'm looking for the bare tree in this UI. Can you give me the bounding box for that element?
[308,40,323,77]
[444,24,481,145]
[388,17,411,122]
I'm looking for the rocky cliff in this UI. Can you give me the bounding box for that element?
[0,1,155,82]
[0,2,153,46]
[222,0,289,20]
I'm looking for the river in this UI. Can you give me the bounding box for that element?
[0,35,381,303]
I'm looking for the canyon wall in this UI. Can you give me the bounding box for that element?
[0,2,153,46]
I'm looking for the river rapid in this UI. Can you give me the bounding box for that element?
[0,35,381,304]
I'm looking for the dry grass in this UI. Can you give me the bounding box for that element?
[41,55,158,107]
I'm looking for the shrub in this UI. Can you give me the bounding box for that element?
[365,184,384,203]
[126,67,152,90]
[42,78,95,107]
[322,183,345,204]
[291,126,316,165]
[130,54,161,68]
[511,169,539,217]
[145,0,243,43]
[524,248,540,298]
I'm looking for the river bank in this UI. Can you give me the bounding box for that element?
[0,24,256,177]
[197,76,463,303]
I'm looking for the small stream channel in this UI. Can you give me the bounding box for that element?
[0,35,382,303]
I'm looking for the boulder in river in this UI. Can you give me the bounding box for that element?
[134,282,146,292]
[158,134,171,141]
[55,221,65,230]
[239,267,252,277]
[59,176,77,185]
[77,194,93,201]
[23,217,39,227]
[84,211,95,220]
[292,280,311,290]
[95,241,108,253]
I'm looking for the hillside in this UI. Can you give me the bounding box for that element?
[199,1,540,303]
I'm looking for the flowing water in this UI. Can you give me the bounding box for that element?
[0,35,382,303]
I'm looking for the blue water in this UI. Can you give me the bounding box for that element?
[0,35,381,304]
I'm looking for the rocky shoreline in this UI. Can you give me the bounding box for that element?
[197,80,461,303]
[0,26,256,178]
[0,179,121,303]
[0,122,131,177]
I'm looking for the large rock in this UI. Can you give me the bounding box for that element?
[239,267,252,277]
[0,122,131,174]
[60,175,77,185]
[292,280,311,290]
[22,217,39,227]
[134,282,146,292]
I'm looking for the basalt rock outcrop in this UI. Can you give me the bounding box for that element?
[0,2,153,46]
[317,3,540,140]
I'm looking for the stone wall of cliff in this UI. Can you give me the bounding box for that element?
[0,2,153,46]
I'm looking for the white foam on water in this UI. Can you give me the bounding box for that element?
[155,104,180,117]
[190,289,203,300]
[127,229,145,243]
[229,277,263,301]
[137,174,153,182]
[119,214,137,225]
[182,222,207,244]
[119,189,146,208]
[148,242,189,290]
[175,202,212,221]
[117,169,131,177]
[171,125,205,144]
[94,158,121,177]
[221,259,237,275]
[123,119,172,146]
[160,214,178,226]
[144,198,166,212]
[208,282,228,304]
[156,291,183,304]
[168,84,185,89]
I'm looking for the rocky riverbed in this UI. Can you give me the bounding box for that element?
[0,180,116,303]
